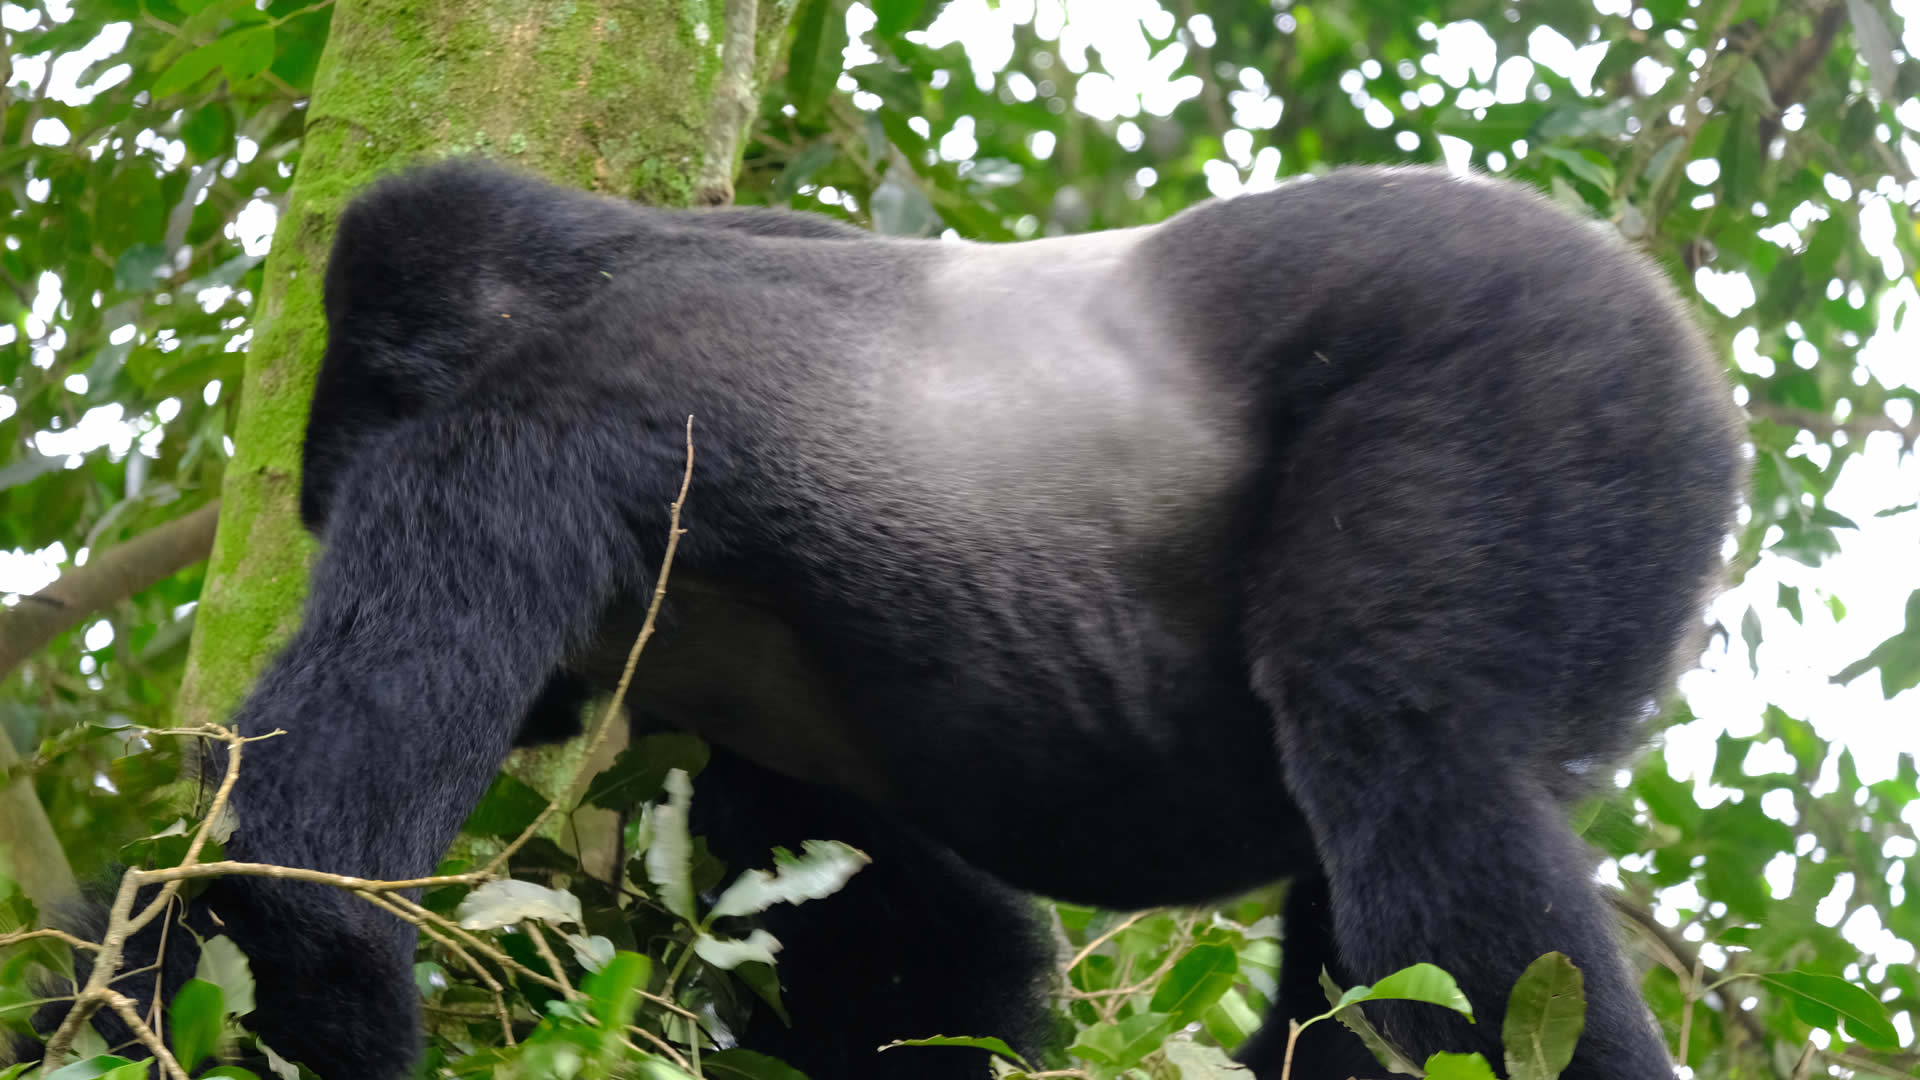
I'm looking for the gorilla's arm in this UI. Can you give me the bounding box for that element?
[60,383,655,1076]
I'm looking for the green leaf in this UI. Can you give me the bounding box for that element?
[180,104,232,159]
[583,734,709,810]
[871,170,938,236]
[152,42,227,97]
[582,951,651,1032]
[692,928,782,970]
[1161,1037,1254,1077]
[644,768,696,920]
[113,244,168,292]
[453,879,583,931]
[195,936,256,1018]
[1147,943,1239,1023]
[461,772,550,837]
[152,26,275,98]
[1844,0,1898,98]
[1332,963,1476,1021]
[1502,953,1586,1080]
[0,451,68,493]
[1203,990,1266,1049]
[565,932,615,972]
[771,141,840,203]
[167,978,226,1073]
[1759,972,1901,1049]
[1424,1051,1500,1080]
[881,1035,1030,1068]
[1068,1012,1181,1069]
[869,0,927,36]
[218,26,276,84]
[734,961,790,1025]
[1741,606,1762,673]
[1536,147,1614,195]
[1778,583,1803,623]
[1833,625,1920,697]
[707,839,870,920]
[99,1065,154,1080]
[45,1059,139,1080]
[702,1048,813,1080]
[1321,968,1424,1075]
[788,0,850,121]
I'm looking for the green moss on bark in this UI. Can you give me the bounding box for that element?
[176,0,795,725]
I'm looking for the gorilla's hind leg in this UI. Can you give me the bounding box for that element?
[692,751,1054,1080]
[1238,360,1713,1079]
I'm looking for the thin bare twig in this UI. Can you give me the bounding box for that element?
[1064,909,1159,973]
[525,921,577,1001]
[0,928,101,953]
[486,417,696,874]
[102,992,191,1080]
[625,1028,697,1075]
[358,889,515,1044]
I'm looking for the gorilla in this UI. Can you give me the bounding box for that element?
[29,162,1742,1080]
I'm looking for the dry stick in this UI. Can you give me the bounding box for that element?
[1280,1019,1302,1080]
[524,920,577,1001]
[0,928,101,953]
[625,1028,697,1075]
[42,725,271,1069]
[485,416,696,876]
[356,889,516,1045]
[127,727,269,932]
[102,992,191,1080]
[1064,908,1159,974]
[1677,950,1706,1067]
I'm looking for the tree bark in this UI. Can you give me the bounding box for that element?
[0,731,78,909]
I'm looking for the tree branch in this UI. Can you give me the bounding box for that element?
[1748,402,1920,448]
[0,501,221,681]
[1609,894,1779,1066]
[1758,0,1847,146]
[695,0,762,206]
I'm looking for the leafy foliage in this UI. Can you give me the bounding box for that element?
[4,0,1919,1076]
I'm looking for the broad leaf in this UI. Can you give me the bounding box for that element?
[703,1048,813,1080]
[644,769,696,921]
[167,978,226,1073]
[453,879,582,931]
[788,0,850,120]
[881,1035,1029,1069]
[1424,1052,1500,1080]
[1331,963,1475,1021]
[707,839,870,920]
[1502,953,1586,1080]
[1759,972,1901,1049]
[195,936,256,1019]
[692,928,782,970]
[1147,943,1238,1024]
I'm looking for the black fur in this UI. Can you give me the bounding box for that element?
[28,163,1742,1079]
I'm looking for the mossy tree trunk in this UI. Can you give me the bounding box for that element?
[175,0,795,804]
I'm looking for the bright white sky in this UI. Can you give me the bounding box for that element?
[2,0,1918,988]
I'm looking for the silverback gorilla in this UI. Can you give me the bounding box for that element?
[33,163,1743,1079]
